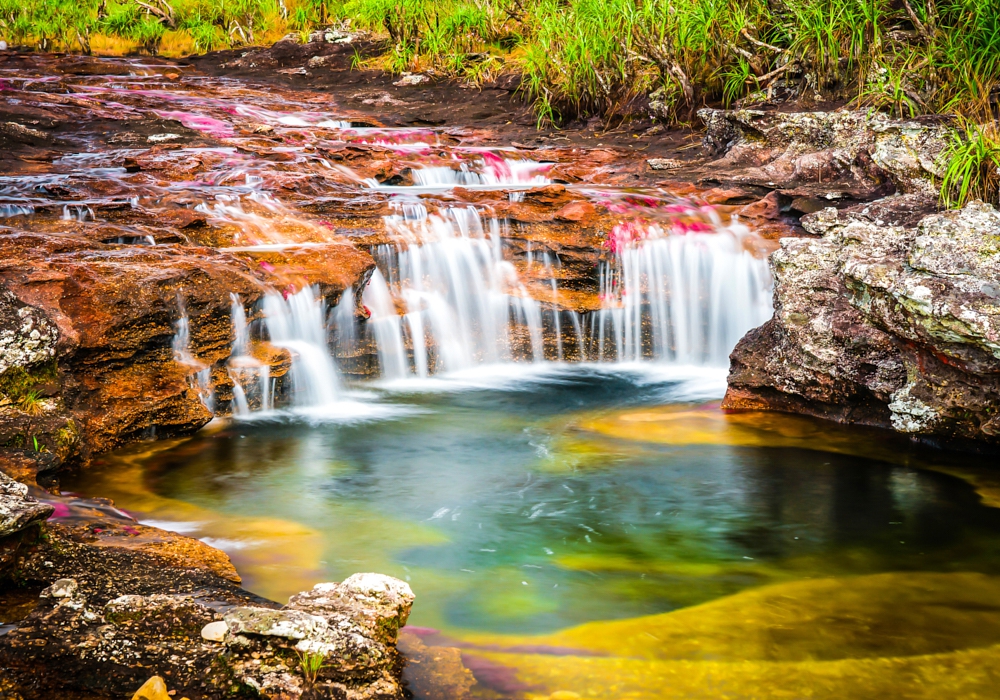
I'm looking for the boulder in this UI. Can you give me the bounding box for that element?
[725,201,1000,446]
[0,471,54,538]
[697,109,948,201]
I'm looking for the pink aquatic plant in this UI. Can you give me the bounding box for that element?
[153,110,235,138]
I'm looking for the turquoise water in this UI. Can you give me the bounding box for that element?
[67,365,1000,637]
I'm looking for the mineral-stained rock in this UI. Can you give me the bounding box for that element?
[725,201,1000,446]
[697,108,947,201]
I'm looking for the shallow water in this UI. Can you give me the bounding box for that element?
[64,365,1000,696]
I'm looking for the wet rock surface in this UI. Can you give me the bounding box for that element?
[726,201,1000,446]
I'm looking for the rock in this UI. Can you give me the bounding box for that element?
[0,282,58,376]
[0,520,412,699]
[697,108,947,201]
[647,158,683,170]
[0,471,54,537]
[200,620,228,642]
[224,606,329,640]
[40,577,78,599]
[725,201,1000,446]
[287,573,415,646]
[131,676,170,700]
[393,73,430,86]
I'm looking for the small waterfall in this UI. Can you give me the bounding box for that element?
[595,223,772,366]
[226,294,272,416]
[171,304,214,411]
[361,205,545,377]
[365,156,552,192]
[263,286,341,407]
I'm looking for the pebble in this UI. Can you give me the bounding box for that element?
[200,621,228,642]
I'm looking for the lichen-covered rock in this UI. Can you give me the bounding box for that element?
[697,108,947,201]
[0,282,57,376]
[0,471,54,537]
[0,521,413,700]
[287,573,415,645]
[725,201,1000,446]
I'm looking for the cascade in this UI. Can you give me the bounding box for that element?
[226,294,272,416]
[171,304,214,411]
[262,286,341,407]
[350,203,773,377]
[365,157,552,193]
[357,204,545,378]
[594,222,773,366]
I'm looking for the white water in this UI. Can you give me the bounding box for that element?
[354,205,545,379]
[227,294,272,416]
[348,206,772,380]
[365,158,552,193]
[594,226,773,366]
[262,286,341,407]
[171,304,214,411]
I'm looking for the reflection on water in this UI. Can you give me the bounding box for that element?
[66,367,1000,698]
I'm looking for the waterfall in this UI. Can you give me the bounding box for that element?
[365,157,552,193]
[262,286,341,407]
[171,304,214,411]
[595,225,773,366]
[226,294,272,416]
[349,204,773,377]
[359,205,545,378]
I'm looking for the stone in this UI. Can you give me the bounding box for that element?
[40,578,78,599]
[647,158,683,170]
[200,620,228,642]
[0,283,58,377]
[287,573,414,646]
[131,676,170,700]
[725,201,1000,445]
[224,606,329,640]
[696,108,947,201]
[0,471,54,537]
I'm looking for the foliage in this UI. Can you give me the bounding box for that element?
[295,649,327,685]
[940,119,1000,208]
[0,0,998,125]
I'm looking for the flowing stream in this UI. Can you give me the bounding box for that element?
[26,56,1000,700]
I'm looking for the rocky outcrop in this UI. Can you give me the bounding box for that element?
[697,108,948,202]
[725,200,1000,447]
[0,502,414,700]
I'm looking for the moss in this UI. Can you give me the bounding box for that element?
[0,360,58,404]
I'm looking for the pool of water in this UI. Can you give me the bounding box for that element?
[65,364,1000,697]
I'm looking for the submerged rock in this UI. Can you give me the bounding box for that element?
[725,201,1000,446]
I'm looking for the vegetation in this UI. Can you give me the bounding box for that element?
[295,649,327,685]
[940,119,1000,207]
[2,1,998,124]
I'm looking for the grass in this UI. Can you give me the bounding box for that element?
[940,119,1000,208]
[295,649,327,685]
[1,0,998,126]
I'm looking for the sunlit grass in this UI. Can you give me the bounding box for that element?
[0,0,997,130]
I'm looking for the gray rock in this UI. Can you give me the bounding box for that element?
[0,471,54,537]
[0,282,58,376]
[224,606,329,640]
[696,108,947,200]
[726,201,1000,445]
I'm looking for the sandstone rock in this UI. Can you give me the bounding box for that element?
[725,201,1000,445]
[131,676,170,700]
